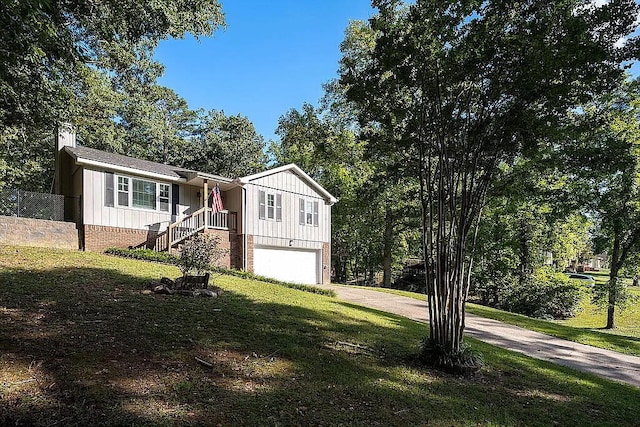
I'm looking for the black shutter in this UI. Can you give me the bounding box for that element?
[258,190,266,219]
[276,194,282,222]
[105,172,114,207]
[172,184,179,215]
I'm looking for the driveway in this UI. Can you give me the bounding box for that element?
[324,285,640,389]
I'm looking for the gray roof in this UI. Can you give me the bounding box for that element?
[65,145,230,182]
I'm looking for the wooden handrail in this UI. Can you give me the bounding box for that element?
[167,207,207,250]
[166,208,238,250]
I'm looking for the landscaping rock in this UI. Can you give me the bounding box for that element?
[193,289,218,298]
[153,284,173,295]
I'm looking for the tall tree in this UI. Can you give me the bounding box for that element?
[570,79,640,329]
[340,0,638,369]
[0,0,224,132]
[0,0,225,189]
[187,110,267,177]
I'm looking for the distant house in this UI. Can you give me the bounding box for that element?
[54,127,336,285]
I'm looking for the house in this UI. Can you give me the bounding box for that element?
[54,127,337,285]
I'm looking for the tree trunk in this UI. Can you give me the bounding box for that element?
[606,232,621,329]
[382,207,394,287]
[518,216,532,287]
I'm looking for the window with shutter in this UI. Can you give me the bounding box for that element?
[111,173,171,212]
[259,190,283,221]
[299,198,320,226]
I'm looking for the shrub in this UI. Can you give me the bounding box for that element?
[104,247,179,265]
[178,234,225,277]
[498,267,587,319]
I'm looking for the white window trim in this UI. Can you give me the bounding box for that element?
[267,193,276,220]
[305,200,313,225]
[299,197,319,227]
[258,189,282,222]
[113,174,171,213]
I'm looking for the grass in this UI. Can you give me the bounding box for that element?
[558,270,640,339]
[352,275,640,357]
[0,246,639,426]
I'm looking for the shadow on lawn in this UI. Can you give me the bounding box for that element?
[0,265,639,426]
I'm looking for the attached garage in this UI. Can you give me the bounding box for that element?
[253,246,320,285]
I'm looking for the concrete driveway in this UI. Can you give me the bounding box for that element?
[324,285,640,389]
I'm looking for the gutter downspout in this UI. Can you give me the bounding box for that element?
[242,186,248,271]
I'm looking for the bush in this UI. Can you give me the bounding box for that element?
[104,247,179,265]
[178,234,225,277]
[499,267,587,319]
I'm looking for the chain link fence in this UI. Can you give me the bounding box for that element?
[0,189,65,221]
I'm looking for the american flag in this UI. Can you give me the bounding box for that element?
[210,184,224,213]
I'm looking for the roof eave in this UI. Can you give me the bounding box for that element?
[240,163,338,204]
[72,156,187,183]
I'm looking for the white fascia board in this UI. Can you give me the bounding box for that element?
[74,158,186,183]
[240,163,338,205]
[195,172,233,183]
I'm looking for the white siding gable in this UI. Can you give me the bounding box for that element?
[245,170,331,249]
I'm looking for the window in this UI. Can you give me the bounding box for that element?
[132,179,156,210]
[114,174,170,212]
[305,200,313,225]
[159,184,170,212]
[117,176,129,207]
[299,198,319,227]
[259,190,282,221]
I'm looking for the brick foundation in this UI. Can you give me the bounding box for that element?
[203,228,240,269]
[83,225,151,252]
[322,242,331,285]
[246,234,254,273]
[0,216,78,250]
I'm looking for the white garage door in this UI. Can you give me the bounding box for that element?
[253,247,319,284]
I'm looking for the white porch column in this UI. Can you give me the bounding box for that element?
[203,179,209,227]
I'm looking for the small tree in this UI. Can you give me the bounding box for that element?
[178,234,224,277]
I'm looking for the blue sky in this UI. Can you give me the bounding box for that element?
[155,1,639,143]
[155,1,375,142]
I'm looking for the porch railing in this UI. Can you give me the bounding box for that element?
[209,210,237,231]
[167,208,237,250]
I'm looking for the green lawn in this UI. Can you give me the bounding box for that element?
[1,246,639,426]
[558,270,640,339]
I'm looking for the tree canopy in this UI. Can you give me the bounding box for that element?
[339,0,639,369]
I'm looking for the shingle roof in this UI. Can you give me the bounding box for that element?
[65,145,197,179]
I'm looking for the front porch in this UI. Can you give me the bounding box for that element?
[167,208,237,250]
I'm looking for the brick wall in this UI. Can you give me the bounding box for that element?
[322,242,331,284]
[203,228,238,269]
[83,225,149,252]
[0,216,78,250]
[246,234,254,273]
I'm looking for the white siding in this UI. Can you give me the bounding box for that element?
[245,170,331,247]
[82,168,182,232]
[179,185,200,217]
[223,187,243,231]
